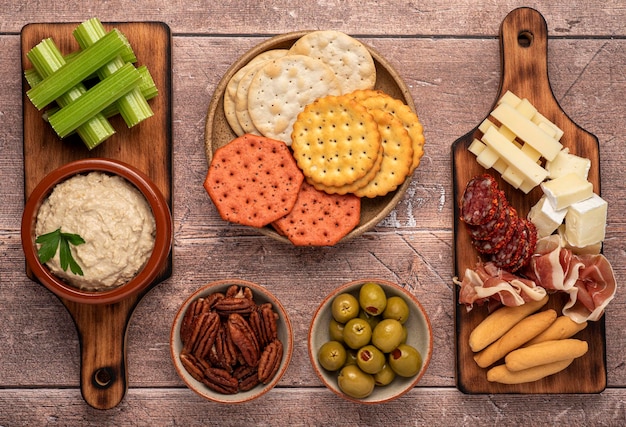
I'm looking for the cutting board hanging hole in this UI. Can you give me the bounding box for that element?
[93,367,115,389]
[518,31,533,47]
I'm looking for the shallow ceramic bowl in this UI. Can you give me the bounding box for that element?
[204,31,418,244]
[308,278,433,404]
[21,158,173,305]
[170,279,294,404]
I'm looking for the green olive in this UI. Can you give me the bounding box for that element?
[342,318,372,350]
[359,282,387,316]
[358,309,380,330]
[382,296,410,324]
[373,363,396,386]
[389,343,422,377]
[344,348,358,366]
[318,341,347,371]
[356,344,386,374]
[331,293,360,323]
[337,364,375,399]
[371,318,405,353]
[328,318,345,343]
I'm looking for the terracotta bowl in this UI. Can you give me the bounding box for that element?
[170,279,294,404]
[21,158,173,305]
[308,278,433,404]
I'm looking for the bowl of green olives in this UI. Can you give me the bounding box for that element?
[308,279,433,403]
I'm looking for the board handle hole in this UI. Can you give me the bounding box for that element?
[518,31,533,47]
[93,367,115,389]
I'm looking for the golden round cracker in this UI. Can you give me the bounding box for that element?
[349,90,425,173]
[247,54,342,144]
[223,49,288,136]
[291,94,381,188]
[288,30,376,93]
[354,109,413,198]
[271,181,361,246]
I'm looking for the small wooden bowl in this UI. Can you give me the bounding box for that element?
[204,31,418,244]
[21,158,173,305]
[308,278,433,404]
[170,279,294,404]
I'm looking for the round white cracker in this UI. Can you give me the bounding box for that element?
[247,54,342,144]
[235,62,266,135]
[223,49,288,135]
[288,30,376,93]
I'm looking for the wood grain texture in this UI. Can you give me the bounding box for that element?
[1,0,625,424]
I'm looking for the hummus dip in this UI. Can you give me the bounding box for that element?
[35,171,156,291]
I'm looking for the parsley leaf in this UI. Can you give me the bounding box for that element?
[36,228,85,276]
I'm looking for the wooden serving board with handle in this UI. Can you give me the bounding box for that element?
[21,21,172,409]
[452,7,606,394]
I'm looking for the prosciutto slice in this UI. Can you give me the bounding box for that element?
[525,235,616,322]
[456,235,617,322]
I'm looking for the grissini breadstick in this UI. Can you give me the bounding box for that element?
[505,339,588,372]
[524,316,587,346]
[487,358,574,384]
[469,295,549,352]
[473,309,557,368]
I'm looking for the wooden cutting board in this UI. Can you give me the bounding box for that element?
[21,21,173,409]
[452,7,606,394]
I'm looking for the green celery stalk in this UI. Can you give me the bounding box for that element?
[26,38,115,149]
[26,28,134,109]
[73,18,153,127]
[100,65,159,117]
[48,62,141,139]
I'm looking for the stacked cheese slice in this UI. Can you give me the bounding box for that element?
[468,91,563,193]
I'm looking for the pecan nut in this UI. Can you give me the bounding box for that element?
[233,365,260,391]
[214,296,255,316]
[257,339,283,384]
[183,311,220,358]
[180,352,239,395]
[227,313,260,367]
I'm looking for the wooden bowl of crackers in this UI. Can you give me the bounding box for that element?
[204,30,424,245]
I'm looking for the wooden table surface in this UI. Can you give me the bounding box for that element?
[1,1,624,425]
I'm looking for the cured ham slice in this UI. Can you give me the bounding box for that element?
[456,235,617,323]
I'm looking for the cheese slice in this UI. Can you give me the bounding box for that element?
[528,195,567,238]
[481,126,549,188]
[565,193,607,247]
[540,173,593,210]
[546,148,591,180]
[532,111,564,141]
[490,103,563,161]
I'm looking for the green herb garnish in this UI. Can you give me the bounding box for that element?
[36,228,85,276]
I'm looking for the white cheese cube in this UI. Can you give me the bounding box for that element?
[557,225,602,255]
[481,126,549,188]
[498,90,522,108]
[546,148,591,180]
[541,173,593,210]
[476,146,500,169]
[490,103,563,161]
[565,193,608,247]
[528,195,567,238]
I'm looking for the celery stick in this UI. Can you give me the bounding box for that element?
[100,65,159,118]
[27,38,115,149]
[73,18,153,127]
[26,29,134,109]
[48,63,141,139]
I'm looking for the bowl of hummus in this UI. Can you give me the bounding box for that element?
[21,158,173,304]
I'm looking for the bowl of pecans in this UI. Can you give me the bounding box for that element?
[170,279,294,403]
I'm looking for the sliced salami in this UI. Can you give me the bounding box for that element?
[509,219,538,272]
[467,190,508,240]
[472,204,518,254]
[490,217,526,268]
[460,174,500,226]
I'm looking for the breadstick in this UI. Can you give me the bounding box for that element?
[487,358,574,384]
[473,309,557,368]
[469,295,549,352]
[505,339,588,372]
[524,316,587,346]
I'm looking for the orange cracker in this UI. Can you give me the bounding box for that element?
[347,90,425,173]
[272,181,361,246]
[354,109,413,198]
[204,134,304,228]
[291,94,381,187]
